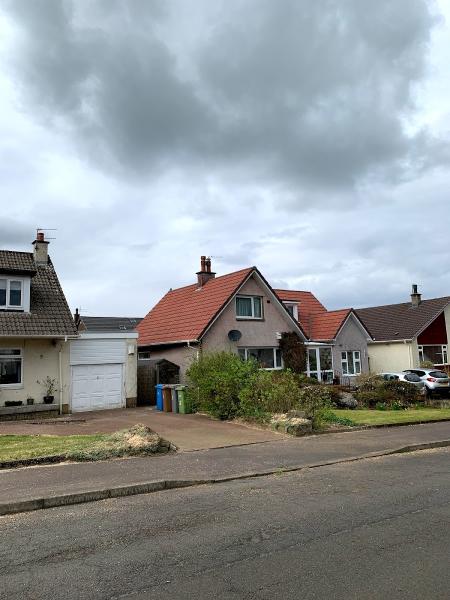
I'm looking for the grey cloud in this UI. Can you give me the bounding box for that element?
[2,0,441,196]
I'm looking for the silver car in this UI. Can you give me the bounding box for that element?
[403,369,450,397]
[380,372,425,392]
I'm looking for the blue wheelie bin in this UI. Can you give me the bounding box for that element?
[155,384,164,411]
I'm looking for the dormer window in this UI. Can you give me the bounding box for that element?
[0,278,24,310]
[283,302,298,320]
[236,295,263,319]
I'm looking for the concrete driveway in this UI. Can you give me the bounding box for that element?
[0,407,287,451]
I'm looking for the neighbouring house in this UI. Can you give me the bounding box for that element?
[137,257,307,382]
[71,314,141,411]
[356,285,450,373]
[0,233,78,416]
[274,289,372,382]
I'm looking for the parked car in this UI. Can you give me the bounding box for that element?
[379,372,425,392]
[403,369,450,397]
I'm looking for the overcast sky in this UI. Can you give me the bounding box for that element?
[1,0,449,317]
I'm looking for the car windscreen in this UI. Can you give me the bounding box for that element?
[430,371,448,379]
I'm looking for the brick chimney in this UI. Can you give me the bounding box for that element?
[411,284,421,307]
[196,255,216,287]
[32,231,49,265]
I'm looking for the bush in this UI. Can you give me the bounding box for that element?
[186,351,258,420]
[356,378,421,409]
[238,369,302,420]
[322,409,356,427]
[297,385,332,429]
[355,373,384,392]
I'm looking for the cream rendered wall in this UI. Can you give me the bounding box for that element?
[367,342,414,373]
[202,276,297,354]
[125,337,138,400]
[0,338,70,408]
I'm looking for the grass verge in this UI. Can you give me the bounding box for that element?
[0,425,163,463]
[332,408,450,426]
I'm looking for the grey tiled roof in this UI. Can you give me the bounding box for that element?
[356,296,450,342]
[80,316,142,333]
[0,252,78,337]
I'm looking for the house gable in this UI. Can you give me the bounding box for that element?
[201,272,305,353]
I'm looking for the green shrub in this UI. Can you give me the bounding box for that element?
[296,374,320,386]
[186,351,258,420]
[355,373,384,392]
[297,385,332,429]
[238,369,302,419]
[356,378,421,409]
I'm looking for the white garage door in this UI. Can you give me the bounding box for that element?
[72,364,123,412]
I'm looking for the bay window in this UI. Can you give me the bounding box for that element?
[238,347,282,369]
[0,349,22,386]
[341,350,361,376]
[236,296,263,319]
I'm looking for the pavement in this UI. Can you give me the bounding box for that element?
[1,420,450,516]
[0,407,287,450]
[1,447,449,599]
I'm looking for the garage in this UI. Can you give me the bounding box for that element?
[72,364,123,412]
[69,322,139,413]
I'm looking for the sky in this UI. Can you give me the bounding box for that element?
[0,0,449,317]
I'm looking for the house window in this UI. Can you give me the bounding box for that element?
[238,347,282,369]
[138,351,151,360]
[283,302,298,320]
[307,347,334,382]
[341,351,361,375]
[0,349,22,386]
[418,345,448,365]
[236,296,263,319]
[0,278,23,309]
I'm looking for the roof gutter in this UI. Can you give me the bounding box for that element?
[369,338,413,344]
[139,339,200,347]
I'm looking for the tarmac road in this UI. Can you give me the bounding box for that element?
[1,447,449,600]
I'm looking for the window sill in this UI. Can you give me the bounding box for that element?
[236,317,264,321]
[0,383,24,390]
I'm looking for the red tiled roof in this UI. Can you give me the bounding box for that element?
[274,289,354,340]
[274,289,326,320]
[137,268,254,345]
[308,309,352,340]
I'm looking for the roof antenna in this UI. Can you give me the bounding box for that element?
[37,227,58,240]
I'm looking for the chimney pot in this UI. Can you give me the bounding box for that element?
[196,256,216,287]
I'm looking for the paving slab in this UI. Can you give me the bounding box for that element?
[0,407,286,450]
[0,421,449,514]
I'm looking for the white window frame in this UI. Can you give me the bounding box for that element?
[0,348,23,388]
[138,351,151,361]
[307,346,334,382]
[235,295,263,320]
[341,350,361,376]
[0,278,24,310]
[283,302,298,320]
[418,345,448,365]
[238,347,282,370]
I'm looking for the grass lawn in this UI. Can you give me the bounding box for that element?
[332,408,450,426]
[0,434,108,462]
[0,425,162,463]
